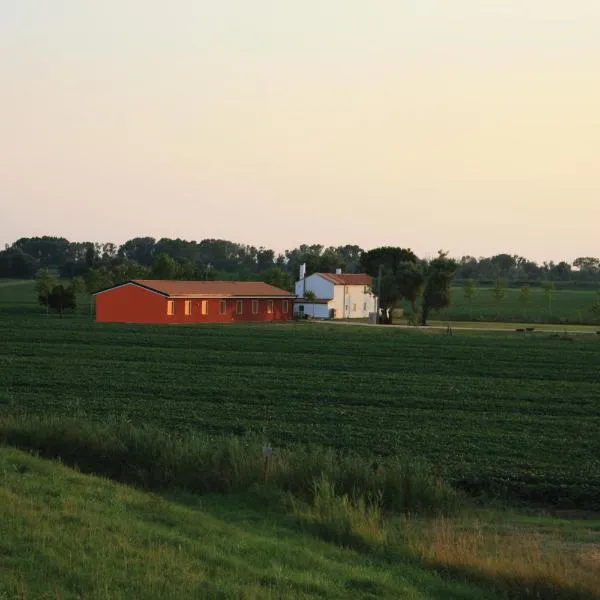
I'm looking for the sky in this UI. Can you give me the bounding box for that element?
[1,1,599,263]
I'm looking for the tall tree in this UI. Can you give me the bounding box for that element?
[35,269,59,313]
[46,285,76,318]
[262,267,294,292]
[518,286,531,318]
[118,237,156,266]
[152,254,179,279]
[361,247,420,324]
[420,253,458,326]
[541,280,556,314]
[463,279,479,320]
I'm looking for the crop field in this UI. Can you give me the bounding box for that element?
[1,285,599,508]
[407,285,600,325]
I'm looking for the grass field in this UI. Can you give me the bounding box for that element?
[402,285,600,325]
[2,279,600,598]
[1,303,599,508]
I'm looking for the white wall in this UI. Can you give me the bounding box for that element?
[294,274,377,319]
[294,274,334,300]
[293,302,330,319]
[330,284,376,319]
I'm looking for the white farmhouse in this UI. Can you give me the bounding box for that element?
[294,268,377,319]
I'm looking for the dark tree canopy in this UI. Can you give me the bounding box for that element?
[421,253,458,326]
[38,284,76,317]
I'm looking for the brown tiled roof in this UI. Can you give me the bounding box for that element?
[131,280,294,298]
[316,273,373,286]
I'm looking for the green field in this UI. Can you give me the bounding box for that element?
[1,295,599,508]
[2,279,600,598]
[404,285,600,325]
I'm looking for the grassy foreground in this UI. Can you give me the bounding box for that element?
[2,436,599,600]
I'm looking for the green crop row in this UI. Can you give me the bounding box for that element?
[0,314,599,509]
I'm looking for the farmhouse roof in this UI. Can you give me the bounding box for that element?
[96,280,295,298]
[316,273,373,286]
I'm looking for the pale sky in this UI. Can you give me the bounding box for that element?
[1,1,599,262]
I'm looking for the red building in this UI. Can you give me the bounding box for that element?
[95,279,295,324]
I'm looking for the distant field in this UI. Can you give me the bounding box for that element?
[1,307,599,509]
[403,285,600,325]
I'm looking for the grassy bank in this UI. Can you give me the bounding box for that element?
[2,437,599,599]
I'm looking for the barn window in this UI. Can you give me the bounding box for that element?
[167,300,175,315]
[252,300,259,314]
[184,300,192,315]
[266,300,273,314]
[282,300,289,313]
[219,300,226,315]
[201,300,208,315]
[236,300,243,315]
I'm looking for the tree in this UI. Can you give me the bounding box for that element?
[491,278,506,318]
[396,261,425,317]
[85,267,115,294]
[262,267,293,292]
[71,276,87,295]
[118,237,156,266]
[518,286,531,318]
[0,247,38,277]
[420,252,457,326]
[463,279,478,319]
[361,247,420,324]
[152,253,179,279]
[47,285,76,317]
[38,284,76,317]
[35,269,59,313]
[361,247,418,276]
[541,280,556,315]
[590,292,600,322]
[573,257,600,273]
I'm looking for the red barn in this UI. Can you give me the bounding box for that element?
[94,279,295,324]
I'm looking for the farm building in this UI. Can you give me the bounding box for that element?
[95,279,295,324]
[294,268,377,319]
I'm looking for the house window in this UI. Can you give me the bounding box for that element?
[167,300,175,316]
[352,304,356,312]
[363,302,367,311]
[266,300,273,314]
[236,300,243,315]
[219,300,227,315]
[282,300,289,313]
[252,299,259,314]
[201,300,208,315]
[184,300,192,315]
[298,305,305,313]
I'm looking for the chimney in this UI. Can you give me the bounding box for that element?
[335,268,342,275]
[299,263,306,280]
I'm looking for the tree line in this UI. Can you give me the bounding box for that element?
[2,236,598,283]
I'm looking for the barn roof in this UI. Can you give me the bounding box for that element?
[96,280,295,298]
[315,273,373,286]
